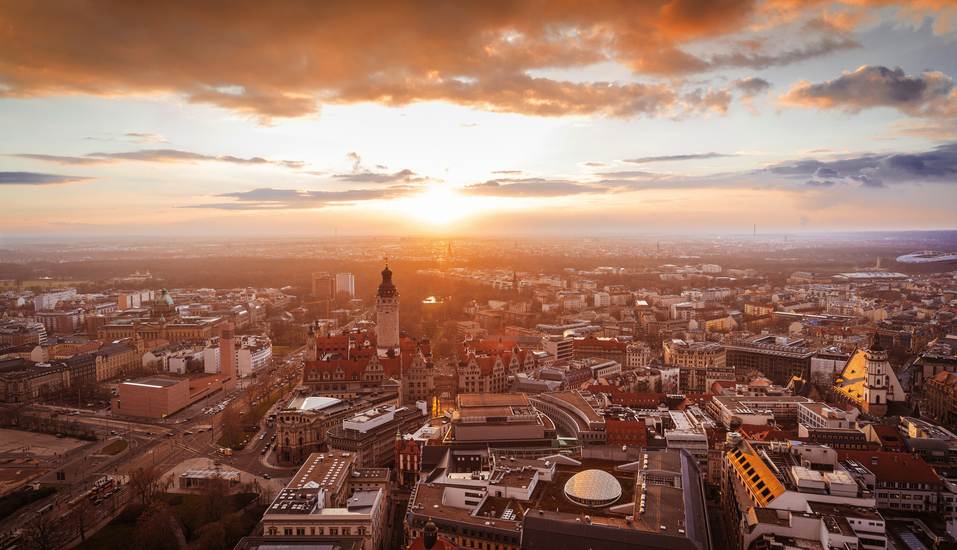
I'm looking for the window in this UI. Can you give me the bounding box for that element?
[296,528,305,536]
[330,528,338,535]
[284,528,293,536]
[343,528,351,535]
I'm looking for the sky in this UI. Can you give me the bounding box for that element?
[1,1,957,238]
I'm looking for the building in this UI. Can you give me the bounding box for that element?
[723,335,814,385]
[218,323,237,391]
[262,452,388,550]
[336,273,355,298]
[33,288,77,311]
[0,358,69,403]
[112,374,229,418]
[325,403,428,468]
[926,371,957,425]
[312,273,336,298]
[572,335,627,363]
[664,339,726,368]
[111,376,189,418]
[542,335,573,364]
[722,437,888,550]
[831,339,904,417]
[375,264,399,357]
[709,395,813,429]
[274,390,400,465]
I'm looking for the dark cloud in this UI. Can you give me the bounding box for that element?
[780,65,957,117]
[732,77,771,113]
[847,174,884,188]
[804,178,837,187]
[183,186,415,210]
[0,0,910,121]
[9,148,307,169]
[0,171,95,185]
[459,178,603,198]
[5,154,115,165]
[334,168,429,184]
[90,149,271,164]
[763,141,957,186]
[623,152,735,164]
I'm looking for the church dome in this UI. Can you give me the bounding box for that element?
[155,289,174,307]
[377,264,397,297]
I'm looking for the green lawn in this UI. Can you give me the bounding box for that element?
[72,522,136,550]
[100,440,128,455]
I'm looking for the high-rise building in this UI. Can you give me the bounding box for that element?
[375,264,399,356]
[336,273,355,298]
[312,273,336,298]
[219,322,237,391]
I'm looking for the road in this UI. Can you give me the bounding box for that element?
[1,362,305,541]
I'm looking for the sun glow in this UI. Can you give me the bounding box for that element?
[398,186,495,226]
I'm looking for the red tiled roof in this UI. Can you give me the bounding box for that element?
[837,450,942,485]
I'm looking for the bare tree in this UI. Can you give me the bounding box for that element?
[220,405,243,448]
[194,520,228,550]
[129,466,171,506]
[199,476,230,524]
[22,512,66,550]
[134,502,179,550]
[68,498,95,544]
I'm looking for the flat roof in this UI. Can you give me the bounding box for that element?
[124,376,183,388]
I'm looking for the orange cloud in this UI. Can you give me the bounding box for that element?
[0,1,950,120]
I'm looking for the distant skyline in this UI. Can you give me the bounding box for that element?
[2,1,957,237]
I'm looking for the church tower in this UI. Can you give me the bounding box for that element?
[376,261,400,357]
[862,336,889,416]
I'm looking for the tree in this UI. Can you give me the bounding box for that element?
[220,405,243,449]
[134,502,179,550]
[195,521,227,550]
[129,465,171,506]
[199,476,230,524]
[68,498,95,544]
[22,513,65,550]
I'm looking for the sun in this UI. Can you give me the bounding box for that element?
[402,186,490,226]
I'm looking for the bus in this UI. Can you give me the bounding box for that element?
[0,531,22,550]
[88,478,114,502]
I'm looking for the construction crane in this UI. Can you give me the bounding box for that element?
[304,297,334,319]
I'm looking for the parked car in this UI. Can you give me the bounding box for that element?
[184,431,193,435]
[263,474,270,479]
[166,432,174,437]
[110,430,118,435]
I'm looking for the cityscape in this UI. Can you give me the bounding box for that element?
[3,1,957,550]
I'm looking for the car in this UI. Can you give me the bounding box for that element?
[270,435,276,441]
[86,403,94,407]
[110,430,118,435]
[146,431,154,435]
[198,428,204,433]
[184,418,190,422]
[263,474,270,479]
[260,434,265,440]
[184,431,193,435]
[261,448,267,455]
[166,432,174,437]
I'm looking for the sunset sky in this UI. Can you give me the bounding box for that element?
[2,1,956,237]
